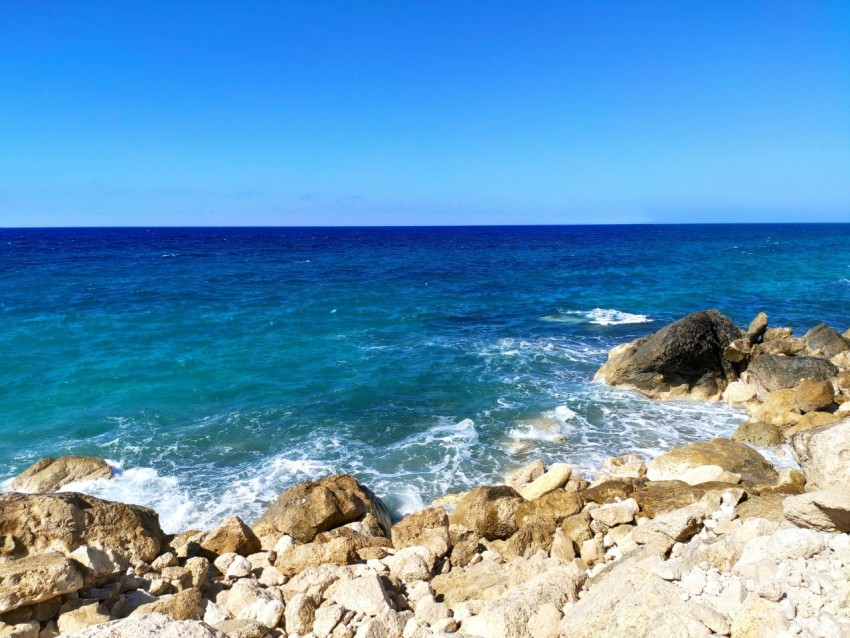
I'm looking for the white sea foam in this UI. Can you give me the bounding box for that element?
[578,308,652,326]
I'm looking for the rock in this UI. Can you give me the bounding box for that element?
[518,464,572,501]
[461,564,585,638]
[793,378,835,413]
[0,492,165,564]
[10,457,112,493]
[760,337,806,356]
[749,389,801,427]
[733,527,825,570]
[735,494,786,522]
[505,461,546,489]
[632,503,709,545]
[633,481,705,518]
[432,555,557,605]
[594,309,742,401]
[68,545,123,584]
[0,621,39,637]
[724,338,751,364]
[56,600,111,635]
[601,454,646,479]
[783,410,839,437]
[790,416,850,490]
[383,546,435,581]
[63,613,229,638]
[497,515,555,560]
[0,553,84,613]
[326,573,392,617]
[731,421,783,447]
[225,582,284,629]
[764,327,792,341]
[802,323,850,358]
[283,593,316,635]
[275,537,360,577]
[391,508,450,558]
[589,499,638,527]
[548,528,575,562]
[730,595,788,636]
[210,619,268,638]
[312,603,345,637]
[783,487,850,532]
[722,381,757,404]
[646,438,777,485]
[448,486,524,541]
[132,588,203,621]
[560,513,593,545]
[224,556,252,580]
[514,490,583,524]
[200,517,261,559]
[746,312,768,343]
[744,355,838,393]
[252,474,391,545]
[581,478,641,504]
[558,559,712,637]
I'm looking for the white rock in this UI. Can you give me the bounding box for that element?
[225,556,253,580]
[519,464,572,501]
[226,581,284,629]
[327,574,393,617]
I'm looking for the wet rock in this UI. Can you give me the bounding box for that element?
[744,355,838,393]
[595,309,742,401]
[646,438,777,485]
[790,416,850,490]
[200,517,261,559]
[10,457,112,493]
[505,461,546,490]
[449,486,524,541]
[581,478,641,504]
[793,379,835,413]
[253,474,391,545]
[601,454,647,479]
[0,553,84,613]
[0,492,165,565]
[783,487,850,532]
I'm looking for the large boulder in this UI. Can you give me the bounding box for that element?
[802,323,850,358]
[0,492,166,564]
[790,417,850,490]
[0,552,85,613]
[199,516,260,558]
[793,378,835,413]
[646,438,778,486]
[594,309,742,401]
[64,613,228,638]
[391,507,450,557]
[743,355,837,394]
[252,474,391,545]
[11,457,112,493]
[448,486,525,541]
[783,487,850,532]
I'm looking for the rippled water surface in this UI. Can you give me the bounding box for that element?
[1,225,848,531]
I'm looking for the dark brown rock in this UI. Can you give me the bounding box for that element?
[594,309,743,401]
[802,323,850,358]
[745,355,837,393]
[581,478,642,505]
[632,481,705,518]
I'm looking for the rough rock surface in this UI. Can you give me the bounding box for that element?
[802,323,850,358]
[0,492,165,564]
[10,457,112,493]
[390,507,449,557]
[252,474,391,544]
[64,613,228,638]
[594,309,742,401]
[199,517,260,558]
[790,417,850,490]
[744,354,838,393]
[783,487,850,532]
[646,438,777,486]
[448,486,524,541]
[0,552,84,613]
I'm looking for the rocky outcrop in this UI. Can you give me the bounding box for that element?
[595,309,742,400]
[646,438,778,487]
[743,354,837,393]
[11,456,112,493]
[0,492,166,564]
[790,417,850,490]
[0,553,84,613]
[252,474,391,546]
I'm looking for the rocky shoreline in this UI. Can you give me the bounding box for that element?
[2,309,849,638]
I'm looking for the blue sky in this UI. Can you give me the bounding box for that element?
[1,2,849,226]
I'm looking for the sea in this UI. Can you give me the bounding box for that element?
[1,224,849,533]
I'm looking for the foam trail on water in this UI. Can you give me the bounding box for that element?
[542,308,651,326]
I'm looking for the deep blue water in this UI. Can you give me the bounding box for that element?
[1,225,849,531]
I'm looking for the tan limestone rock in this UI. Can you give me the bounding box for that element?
[11,457,112,493]
[391,507,450,558]
[518,464,571,501]
[793,378,835,413]
[646,438,777,486]
[200,517,261,559]
[448,486,524,541]
[0,553,84,613]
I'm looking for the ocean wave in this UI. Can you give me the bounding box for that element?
[542,308,652,326]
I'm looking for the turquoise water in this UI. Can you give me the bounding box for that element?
[1,225,848,532]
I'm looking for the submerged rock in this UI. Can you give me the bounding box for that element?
[594,309,742,401]
[252,474,391,545]
[10,456,112,493]
[0,492,166,564]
